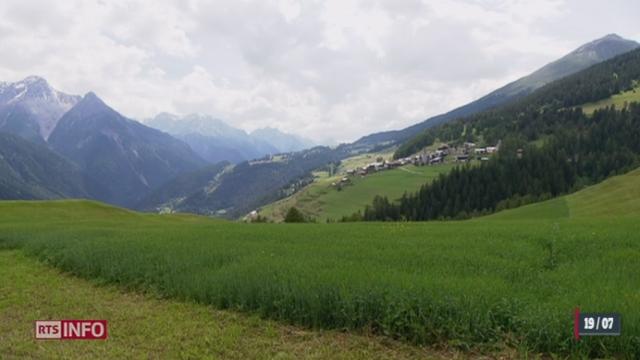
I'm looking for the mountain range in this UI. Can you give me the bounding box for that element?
[0,33,638,217]
[48,93,206,206]
[0,75,318,210]
[147,113,314,163]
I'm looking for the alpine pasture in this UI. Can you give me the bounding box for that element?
[1,169,639,358]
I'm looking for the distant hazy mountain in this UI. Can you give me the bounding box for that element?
[48,93,206,206]
[0,76,80,143]
[147,113,314,163]
[0,132,87,200]
[251,127,314,153]
[149,113,250,140]
[147,113,277,163]
[354,33,640,148]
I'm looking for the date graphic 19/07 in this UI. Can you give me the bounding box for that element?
[574,308,621,339]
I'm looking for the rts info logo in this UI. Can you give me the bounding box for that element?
[35,320,108,340]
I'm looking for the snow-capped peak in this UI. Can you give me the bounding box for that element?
[0,76,81,140]
[22,75,48,86]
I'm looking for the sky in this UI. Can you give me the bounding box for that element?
[0,0,639,144]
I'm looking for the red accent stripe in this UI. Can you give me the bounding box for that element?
[574,307,580,340]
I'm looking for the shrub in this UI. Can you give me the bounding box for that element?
[284,207,306,223]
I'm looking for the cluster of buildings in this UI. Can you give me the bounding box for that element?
[345,158,389,177]
[342,145,452,179]
[453,142,500,162]
[341,141,502,180]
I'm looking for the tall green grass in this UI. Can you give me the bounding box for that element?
[1,170,640,357]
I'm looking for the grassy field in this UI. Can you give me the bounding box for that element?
[490,167,640,220]
[261,164,455,222]
[338,147,397,171]
[579,85,640,115]
[2,169,640,358]
[0,251,457,359]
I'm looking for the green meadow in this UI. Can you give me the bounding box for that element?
[1,169,640,358]
[579,84,640,115]
[0,251,448,359]
[261,164,455,222]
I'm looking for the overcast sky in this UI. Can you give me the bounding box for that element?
[1,0,639,144]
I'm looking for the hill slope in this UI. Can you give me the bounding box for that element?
[397,46,640,159]
[140,146,344,218]
[489,167,640,220]
[135,161,231,213]
[0,133,87,200]
[353,34,639,149]
[356,45,640,222]
[261,163,454,222]
[579,83,640,115]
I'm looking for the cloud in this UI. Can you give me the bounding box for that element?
[0,0,638,143]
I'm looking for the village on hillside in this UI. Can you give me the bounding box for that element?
[246,141,502,221]
[331,142,501,188]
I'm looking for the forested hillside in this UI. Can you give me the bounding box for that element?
[136,161,231,212]
[360,48,640,221]
[138,146,344,217]
[395,48,640,158]
[364,105,640,221]
[0,133,87,199]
